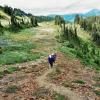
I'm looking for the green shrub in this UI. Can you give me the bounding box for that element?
[32,87,48,98]
[93,90,100,96]
[0,71,4,78]
[53,93,66,100]
[60,40,100,70]
[93,84,100,88]
[93,77,100,81]
[0,47,2,54]
[72,80,85,84]
[5,85,20,93]
[4,41,37,52]
[62,81,71,87]
[0,51,42,65]
[7,66,19,74]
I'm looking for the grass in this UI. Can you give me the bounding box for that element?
[93,90,100,96]
[7,66,19,74]
[0,71,4,78]
[0,28,43,65]
[53,93,66,100]
[32,87,67,100]
[58,22,100,70]
[62,81,72,87]
[5,85,20,93]
[59,45,76,59]
[93,77,100,82]
[72,80,85,84]
[32,87,49,99]
[0,10,10,19]
[49,68,62,79]
[93,83,100,88]
[0,51,42,65]
[59,41,100,70]
[0,66,19,78]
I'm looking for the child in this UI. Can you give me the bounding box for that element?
[48,53,57,68]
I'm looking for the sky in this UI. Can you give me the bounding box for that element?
[0,0,100,15]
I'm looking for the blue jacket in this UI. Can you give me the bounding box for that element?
[48,54,56,63]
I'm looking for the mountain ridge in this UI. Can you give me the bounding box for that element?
[49,9,100,22]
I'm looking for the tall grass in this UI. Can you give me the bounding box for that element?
[59,40,100,70]
[0,28,42,65]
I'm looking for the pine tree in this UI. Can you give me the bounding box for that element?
[82,43,89,54]
[0,47,2,54]
[0,22,3,35]
[74,14,80,24]
[11,14,21,30]
[30,16,38,27]
[4,5,13,15]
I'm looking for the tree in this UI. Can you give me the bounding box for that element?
[0,22,3,35]
[92,32,100,45]
[81,19,87,30]
[82,43,89,54]
[30,16,38,27]
[4,5,13,15]
[0,47,2,54]
[55,15,65,26]
[11,14,21,30]
[74,14,81,24]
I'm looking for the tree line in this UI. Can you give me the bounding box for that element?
[74,15,100,46]
[0,5,54,32]
[55,15,100,68]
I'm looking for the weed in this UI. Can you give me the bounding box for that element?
[7,66,19,74]
[53,93,66,100]
[93,90,100,96]
[62,81,71,87]
[5,85,20,93]
[32,87,49,98]
[72,80,85,84]
[0,71,4,78]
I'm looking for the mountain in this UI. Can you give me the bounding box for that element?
[63,13,83,22]
[50,9,100,22]
[85,9,100,17]
[64,9,100,21]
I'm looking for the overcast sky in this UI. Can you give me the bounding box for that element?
[0,0,100,15]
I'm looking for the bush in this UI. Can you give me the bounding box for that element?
[7,66,19,74]
[32,87,49,98]
[62,81,71,87]
[0,47,3,54]
[93,90,100,96]
[0,51,41,65]
[53,93,66,100]
[0,71,4,78]
[72,80,85,84]
[5,85,20,93]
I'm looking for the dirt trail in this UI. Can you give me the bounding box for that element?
[36,68,84,100]
[34,23,84,100]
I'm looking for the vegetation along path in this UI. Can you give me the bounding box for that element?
[0,22,99,100]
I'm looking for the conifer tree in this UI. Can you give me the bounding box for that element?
[0,22,3,35]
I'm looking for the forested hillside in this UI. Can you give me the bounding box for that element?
[55,15,100,70]
[74,15,100,46]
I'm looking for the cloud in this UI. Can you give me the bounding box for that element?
[0,0,100,15]
[66,0,100,12]
[0,0,77,8]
